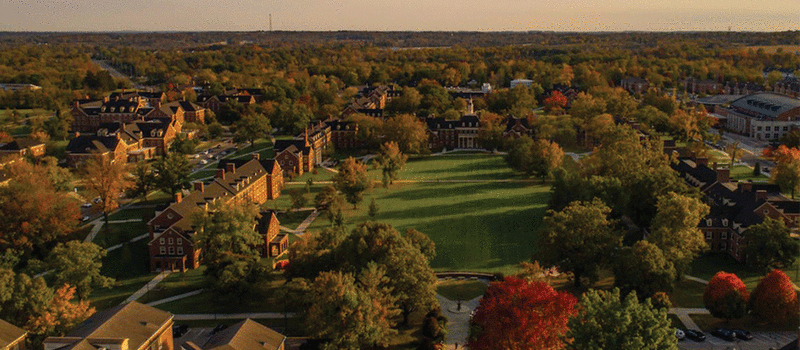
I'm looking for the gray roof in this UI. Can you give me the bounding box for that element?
[729,92,800,119]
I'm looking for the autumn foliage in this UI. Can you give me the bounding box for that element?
[468,277,577,350]
[544,91,568,113]
[749,270,799,324]
[762,145,800,163]
[703,272,749,321]
[27,284,94,337]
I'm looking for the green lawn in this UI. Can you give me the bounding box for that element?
[729,164,769,182]
[88,273,155,310]
[436,280,489,301]
[378,155,518,182]
[93,221,148,248]
[137,266,207,304]
[668,279,706,309]
[690,253,800,290]
[155,277,291,314]
[189,169,217,181]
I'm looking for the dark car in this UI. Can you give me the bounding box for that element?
[732,329,753,340]
[711,328,736,341]
[684,329,706,342]
[172,324,188,337]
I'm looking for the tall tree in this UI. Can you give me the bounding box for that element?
[45,241,114,300]
[648,192,710,276]
[153,153,192,197]
[404,228,436,262]
[744,218,800,270]
[81,156,131,224]
[565,288,677,350]
[748,270,799,325]
[703,272,749,321]
[538,198,621,288]
[468,277,577,350]
[766,145,800,198]
[506,136,564,181]
[169,133,199,155]
[0,163,79,253]
[614,241,676,298]
[194,202,268,294]
[383,114,429,154]
[234,112,271,148]
[338,222,438,325]
[26,284,94,339]
[377,141,407,187]
[128,160,155,202]
[476,112,505,151]
[333,157,371,209]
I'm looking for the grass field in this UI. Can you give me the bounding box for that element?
[690,254,800,290]
[277,155,550,275]
[155,277,290,314]
[436,280,489,301]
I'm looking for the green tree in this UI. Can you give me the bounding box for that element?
[538,198,621,288]
[194,202,268,295]
[288,187,308,211]
[476,112,505,151]
[565,288,677,350]
[404,228,436,262]
[169,134,199,155]
[744,218,800,270]
[368,198,379,218]
[128,161,155,202]
[333,157,372,209]
[234,112,270,148]
[613,241,676,298]
[377,141,408,187]
[45,241,114,300]
[506,136,564,181]
[153,153,192,197]
[383,114,429,154]
[648,192,710,276]
[80,156,131,225]
[773,159,800,199]
[703,272,749,321]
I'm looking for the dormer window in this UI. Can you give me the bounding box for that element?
[706,219,712,226]
[721,219,728,226]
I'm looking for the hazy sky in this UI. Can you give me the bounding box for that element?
[0,0,798,32]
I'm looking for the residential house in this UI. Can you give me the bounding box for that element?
[724,81,764,95]
[196,89,259,114]
[42,302,173,350]
[65,131,153,167]
[182,319,285,350]
[102,119,178,157]
[259,211,287,258]
[341,85,395,118]
[0,319,26,350]
[71,91,192,134]
[684,78,723,95]
[274,139,314,176]
[502,116,534,139]
[147,156,282,272]
[775,77,800,98]
[171,101,206,124]
[672,157,800,262]
[0,138,45,157]
[325,119,361,149]
[620,77,650,94]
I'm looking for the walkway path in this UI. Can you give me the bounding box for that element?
[684,274,709,285]
[146,289,204,307]
[83,221,104,243]
[106,233,149,253]
[669,308,709,331]
[122,271,171,305]
[437,294,481,349]
[293,210,320,237]
[173,312,295,320]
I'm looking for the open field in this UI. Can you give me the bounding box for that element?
[690,254,800,290]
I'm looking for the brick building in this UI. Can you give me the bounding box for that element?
[147,157,282,272]
[0,138,45,158]
[718,92,800,141]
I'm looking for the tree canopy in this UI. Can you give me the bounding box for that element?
[333,157,371,209]
[748,270,799,325]
[703,271,749,321]
[744,218,800,270]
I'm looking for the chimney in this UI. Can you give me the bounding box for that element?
[217,169,225,180]
[756,190,768,201]
[695,157,708,167]
[716,168,730,183]
[174,192,182,203]
[304,129,309,147]
[252,153,260,160]
[740,181,753,193]
[74,132,80,138]
[226,162,236,174]
[194,182,204,193]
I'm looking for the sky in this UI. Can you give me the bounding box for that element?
[0,0,798,32]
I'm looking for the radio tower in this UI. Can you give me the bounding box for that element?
[269,14,272,31]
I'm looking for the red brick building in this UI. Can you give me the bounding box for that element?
[0,138,45,158]
[147,157,283,272]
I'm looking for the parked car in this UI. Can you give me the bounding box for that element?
[172,324,189,337]
[81,202,92,208]
[711,328,736,341]
[684,329,706,342]
[81,215,90,222]
[93,197,101,203]
[675,329,686,341]
[732,329,753,340]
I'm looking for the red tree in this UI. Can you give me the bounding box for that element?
[703,272,749,321]
[468,277,577,350]
[543,91,568,113]
[749,270,799,324]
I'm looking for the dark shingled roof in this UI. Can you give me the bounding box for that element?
[0,138,43,151]
[202,319,285,350]
[65,135,120,154]
[274,139,311,155]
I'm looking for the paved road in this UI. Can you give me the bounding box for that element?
[679,331,796,350]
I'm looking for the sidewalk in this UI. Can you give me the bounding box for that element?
[146,289,203,306]
[122,271,171,305]
[173,312,295,320]
[669,307,709,330]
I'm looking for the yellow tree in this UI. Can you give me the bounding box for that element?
[378,141,408,188]
[81,156,132,224]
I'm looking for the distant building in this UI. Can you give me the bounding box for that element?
[510,79,534,89]
[0,138,45,157]
[775,77,800,98]
[718,92,800,141]
[684,78,723,95]
[426,115,481,150]
[620,77,649,94]
[182,319,285,350]
[43,302,173,350]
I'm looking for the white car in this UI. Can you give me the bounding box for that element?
[81,203,92,208]
[200,159,208,165]
[81,216,91,222]
[675,329,685,341]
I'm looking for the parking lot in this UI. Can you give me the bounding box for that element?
[679,331,796,350]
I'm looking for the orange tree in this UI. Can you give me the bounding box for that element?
[468,277,577,350]
[749,270,799,325]
[703,271,749,321]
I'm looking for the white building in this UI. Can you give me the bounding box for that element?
[510,79,534,89]
[722,92,800,141]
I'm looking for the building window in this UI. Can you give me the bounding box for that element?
[721,232,727,239]
[177,247,183,255]
[168,238,173,244]
[706,219,712,226]
[177,238,182,245]
[159,238,165,244]
[757,126,762,131]
[160,246,166,254]
[784,126,789,131]
[721,219,728,226]
[705,232,712,240]
[169,246,175,255]
[766,126,771,131]
[721,243,727,250]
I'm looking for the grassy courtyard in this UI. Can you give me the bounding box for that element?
[277,155,550,275]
